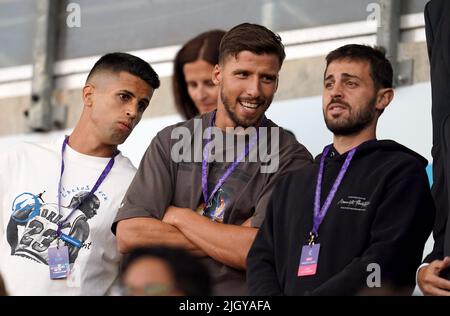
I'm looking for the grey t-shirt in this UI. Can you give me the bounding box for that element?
[113,112,312,295]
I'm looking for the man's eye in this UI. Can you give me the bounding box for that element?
[119,94,131,101]
[262,76,275,83]
[138,102,148,112]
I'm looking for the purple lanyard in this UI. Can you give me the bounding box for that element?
[310,145,356,242]
[56,136,118,235]
[201,111,264,205]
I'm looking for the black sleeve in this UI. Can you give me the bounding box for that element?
[310,167,435,296]
[424,1,434,61]
[247,179,285,296]
[427,117,450,264]
[423,0,450,264]
[424,137,447,263]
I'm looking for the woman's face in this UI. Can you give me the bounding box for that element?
[183,59,219,114]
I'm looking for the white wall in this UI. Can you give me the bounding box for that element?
[0,81,433,164]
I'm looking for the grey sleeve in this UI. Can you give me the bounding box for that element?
[252,141,313,228]
[112,128,175,234]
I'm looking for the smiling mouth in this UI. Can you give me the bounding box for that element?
[328,103,348,111]
[239,100,260,109]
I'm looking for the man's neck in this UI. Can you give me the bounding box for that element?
[214,106,263,132]
[68,126,117,158]
[333,129,376,154]
[214,107,236,131]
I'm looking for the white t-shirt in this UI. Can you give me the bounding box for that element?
[0,138,136,295]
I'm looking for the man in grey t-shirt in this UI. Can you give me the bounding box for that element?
[112,23,312,295]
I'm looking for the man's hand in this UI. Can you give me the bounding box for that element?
[162,205,257,270]
[163,205,192,227]
[418,257,450,296]
[162,206,207,257]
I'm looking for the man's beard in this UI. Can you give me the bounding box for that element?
[324,96,377,136]
[220,87,270,128]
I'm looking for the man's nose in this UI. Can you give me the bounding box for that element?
[245,77,261,98]
[126,102,137,118]
[330,82,344,99]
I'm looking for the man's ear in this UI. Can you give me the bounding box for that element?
[212,64,221,86]
[376,88,394,112]
[82,84,94,107]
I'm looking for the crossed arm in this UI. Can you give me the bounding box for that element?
[116,206,257,270]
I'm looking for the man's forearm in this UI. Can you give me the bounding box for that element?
[164,206,258,270]
[115,217,206,256]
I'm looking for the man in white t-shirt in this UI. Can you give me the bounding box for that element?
[0,52,160,295]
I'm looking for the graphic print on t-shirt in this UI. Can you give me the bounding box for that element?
[196,187,230,223]
[6,189,100,265]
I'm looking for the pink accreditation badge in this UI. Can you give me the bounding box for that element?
[297,244,320,277]
[48,246,70,279]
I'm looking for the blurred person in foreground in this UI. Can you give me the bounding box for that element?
[119,246,212,296]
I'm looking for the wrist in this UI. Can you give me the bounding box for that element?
[170,207,191,229]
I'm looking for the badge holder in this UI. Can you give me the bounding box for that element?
[48,239,70,279]
[297,232,320,277]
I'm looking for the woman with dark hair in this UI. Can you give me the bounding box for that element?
[172,30,225,119]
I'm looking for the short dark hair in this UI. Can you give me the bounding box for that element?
[219,23,285,68]
[325,44,393,90]
[173,30,225,120]
[121,246,212,296]
[87,52,160,90]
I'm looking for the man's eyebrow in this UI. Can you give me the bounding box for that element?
[324,74,334,81]
[260,72,277,79]
[324,73,361,81]
[232,68,249,74]
[119,89,135,97]
[341,73,361,80]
